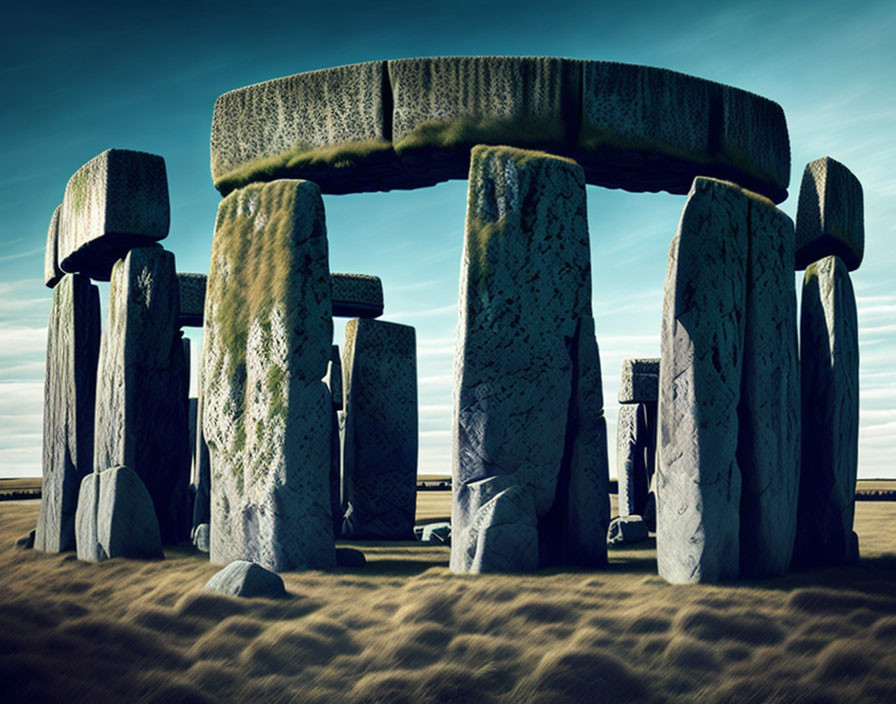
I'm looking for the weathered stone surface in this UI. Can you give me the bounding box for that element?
[331,273,384,318]
[618,358,659,404]
[93,247,190,545]
[211,61,405,195]
[341,318,417,539]
[656,177,749,584]
[58,149,169,280]
[794,256,859,567]
[75,466,164,562]
[616,403,650,518]
[204,560,286,598]
[451,146,609,573]
[177,273,207,327]
[607,515,649,547]
[738,198,800,578]
[193,523,210,553]
[329,405,342,537]
[191,361,211,533]
[35,274,100,553]
[325,344,343,409]
[202,180,335,572]
[795,157,864,271]
[421,522,451,545]
[44,205,63,288]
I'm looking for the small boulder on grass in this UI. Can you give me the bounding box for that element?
[193,523,210,553]
[607,515,649,547]
[335,548,366,567]
[16,529,36,549]
[204,561,287,599]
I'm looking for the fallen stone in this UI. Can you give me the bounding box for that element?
[341,318,417,539]
[177,273,207,327]
[451,146,609,573]
[607,515,649,547]
[616,403,650,518]
[794,255,859,567]
[618,358,659,404]
[93,247,190,544]
[44,205,63,288]
[204,560,286,599]
[75,466,164,562]
[335,547,366,567]
[738,195,800,578]
[16,530,35,550]
[193,523,210,553]
[202,180,335,572]
[421,522,451,545]
[795,157,864,271]
[331,273,384,318]
[656,177,749,584]
[58,149,169,280]
[35,274,100,553]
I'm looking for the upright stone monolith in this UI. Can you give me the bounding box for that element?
[93,246,189,544]
[202,180,335,572]
[341,319,418,539]
[35,274,100,552]
[325,345,343,536]
[794,255,859,566]
[616,403,650,518]
[451,145,609,573]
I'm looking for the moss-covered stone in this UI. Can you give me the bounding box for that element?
[330,273,383,318]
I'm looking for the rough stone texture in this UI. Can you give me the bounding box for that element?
[738,198,800,578]
[192,359,211,533]
[204,561,286,598]
[211,61,405,195]
[341,318,418,539]
[451,146,609,574]
[93,246,190,545]
[44,205,64,288]
[618,358,659,404]
[325,345,343,409]
[193,523,210,552]
[795,157,864,271]
[178,273,207,327]
[58,149,169,280]
[607,515,649,547]
[331,273,384,318]
[656,177,749,584]
[35,274,100,553]
[75,466,164,562]
[616,403,650,518]
[202,180,335,572]
[210,58,789,203]
[794,256,859,567]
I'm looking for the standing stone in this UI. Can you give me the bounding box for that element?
[794,256,859,566]
[191,355,210,536]
[93,246,190,544]
[451,145,609,574]
[656,177,748,584]
[616,403,650,518]
[202,180,335,572]
[44,205,64,288]
[325,345,343,536]
[738,198,800,577]
[35,274,100,552]
[177,273,207,327]
[341,319,418,539]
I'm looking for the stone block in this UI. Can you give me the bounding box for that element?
[178,273,207,327]
[795,157,864,271]
[35,274,100,553]
[202,180,335,572]
[204,561,286,598]
[58,149,169,280]
[616,403,650,517]
[607,515,649,547]
[44,205,63,288]
[618,358,659,404]
[794,256,859,567]
[341,318,417,539]
[451,146,609,573]
[93,246,190,544]
[331,273,383,318]
[325,344,343,409]
[421,522,451,544]
[193,522,210,553]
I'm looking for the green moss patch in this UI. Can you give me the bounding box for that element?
[394,116,567,156]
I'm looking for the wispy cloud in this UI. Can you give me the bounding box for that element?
[0,247,44,263]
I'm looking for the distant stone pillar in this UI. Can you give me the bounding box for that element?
[35,274,100,552]
[341,319,418,539]
[616,359,659,519]
[202,180,335,572]
[93,246,190,545]
[325,345,344,536]
[451,145,609,574]
[191,358,211,546]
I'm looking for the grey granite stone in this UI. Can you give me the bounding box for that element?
[331,273,383,318]
[607,515,649,547]
[177,273,207,327]
[204,560,286,598]
[35,274,100,553]
[191,360,211,533]
[616,403,650,518]
[341,318,417,539]
[451,146,609,573]
[193,523,210,553]
[93,247,190,545]
[618,358,659,404]
[202,180,335,572]
[44,205,63,288]
[795,157,864,271]
[58,149,169,280]
[794,255,859,567]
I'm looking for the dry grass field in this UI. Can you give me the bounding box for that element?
[1,492,895,703]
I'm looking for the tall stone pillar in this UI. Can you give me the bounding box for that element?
[616,358,659,519]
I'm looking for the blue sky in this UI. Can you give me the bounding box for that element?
[1,1,893,479]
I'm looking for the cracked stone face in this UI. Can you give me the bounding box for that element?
[201,180,335,572]
[451,145,609,574]
[618,358,660,404]
[794,255,859,567]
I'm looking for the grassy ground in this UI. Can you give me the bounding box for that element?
[1,493,895,703]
